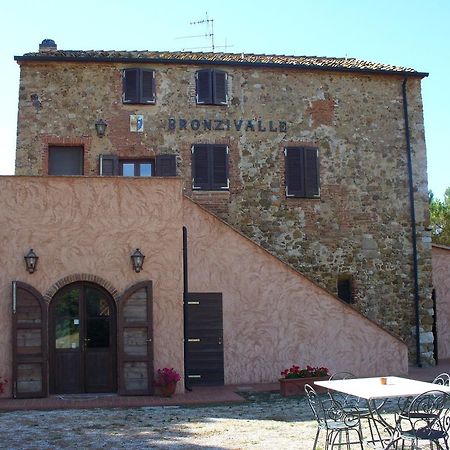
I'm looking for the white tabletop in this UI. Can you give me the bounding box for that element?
[315,376,450,400]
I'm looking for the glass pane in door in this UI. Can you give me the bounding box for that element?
[54,287,80,349]
[86,288,110,348]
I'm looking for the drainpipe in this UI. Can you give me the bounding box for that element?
[182,226,192,390]
[402,77,422,367]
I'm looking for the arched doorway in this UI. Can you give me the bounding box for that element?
[49,282,117,394]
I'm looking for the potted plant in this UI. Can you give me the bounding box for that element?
[279,364,329,397]
[0,377,8,396]
[154,368,181,397]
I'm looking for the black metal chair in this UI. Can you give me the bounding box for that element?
[328,372,389,444]
[433,373,450,386]
[387,390,450,450]
[305,384,364,450]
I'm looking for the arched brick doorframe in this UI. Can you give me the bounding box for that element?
[44,273,119,304]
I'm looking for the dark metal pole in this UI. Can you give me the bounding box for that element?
[182,226,192,390]
[402,77,422,367]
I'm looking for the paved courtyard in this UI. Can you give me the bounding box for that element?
[0,392,331,449]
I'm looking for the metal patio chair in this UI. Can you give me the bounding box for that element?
[305,384,364,450]
[387,390,450,450]
[433,373,450,386]
[328,372,388,444]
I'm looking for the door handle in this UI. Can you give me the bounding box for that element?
[218,337,222,345]
[84,338,91,342]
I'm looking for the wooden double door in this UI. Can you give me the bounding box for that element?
[49,283,117,394]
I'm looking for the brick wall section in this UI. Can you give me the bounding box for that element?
[15,60,433,363]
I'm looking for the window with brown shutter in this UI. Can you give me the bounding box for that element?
[196,69,228,105]
[100,155,119,176]
[192,144,229,190]
[123,68,155,104]
[155,154,177,177]
[284,146,320,198]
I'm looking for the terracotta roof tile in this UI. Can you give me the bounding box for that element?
[15,50,426,77]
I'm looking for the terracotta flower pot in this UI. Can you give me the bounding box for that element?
[159,382,177,397]
[279,376,329,397]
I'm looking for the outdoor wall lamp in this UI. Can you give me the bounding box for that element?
[131,248,145,273]
[95,118,107,137]
[24,249,39,274]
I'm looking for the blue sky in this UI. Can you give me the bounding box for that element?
[1,0,448,198]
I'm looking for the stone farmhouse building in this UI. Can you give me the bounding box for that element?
[0,39,433,398]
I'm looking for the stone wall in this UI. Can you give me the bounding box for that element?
[15,59,433,363]
[184,196,409,382]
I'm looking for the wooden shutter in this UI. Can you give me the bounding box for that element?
[285,147,304,197]
[155,154,177,177]
[211,145,228,189]
[192,145,210,189]
[196,70,212,104]
[117,281,153,395]
[285,147,320,198]
[213,71,228,105]
[100,154,119,176]
[304,148,320,197]
[12,281,48,398]
[141,70,155,103]
[123,68,139,103]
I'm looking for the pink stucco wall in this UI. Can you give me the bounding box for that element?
[183,197,408,383]
[0,176,185,397]
[433,245,450,360]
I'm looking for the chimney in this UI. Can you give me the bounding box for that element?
[39,39,57,53]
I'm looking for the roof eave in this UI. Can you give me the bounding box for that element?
[14,55,429,78]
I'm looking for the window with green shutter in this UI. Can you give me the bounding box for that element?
[284,146,320,198]
[123,68,155,104]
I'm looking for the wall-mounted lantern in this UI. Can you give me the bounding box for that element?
[131,248,145,273]
[24,249,39,273]
[95,119,107,138]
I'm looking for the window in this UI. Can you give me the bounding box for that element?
[337,275,354,304]
[192,144,229,190]
[99,154,176,177]
[284,146,320,198]
[122,68,155,104]
[120,160,153,177]
[48,146,83,175]
[196,69,228,105]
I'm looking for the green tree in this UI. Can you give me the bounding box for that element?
[429,187,450,246]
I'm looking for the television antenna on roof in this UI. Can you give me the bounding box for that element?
[175,12,233,52]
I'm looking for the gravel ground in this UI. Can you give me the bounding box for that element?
[0,392,403,450]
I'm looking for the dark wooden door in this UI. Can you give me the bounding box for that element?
[49,283,117,394]
[186,293,224,386]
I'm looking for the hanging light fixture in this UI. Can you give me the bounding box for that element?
[131,248,145,273]
[24,249,39,273]
[95,118,107,137]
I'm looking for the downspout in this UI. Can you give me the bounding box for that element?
[402,77,422,367]
[182,226,192,390]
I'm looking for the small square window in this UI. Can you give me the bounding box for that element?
[119,160,154,177]
[48,146,83,175]
[337,275,354,304]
